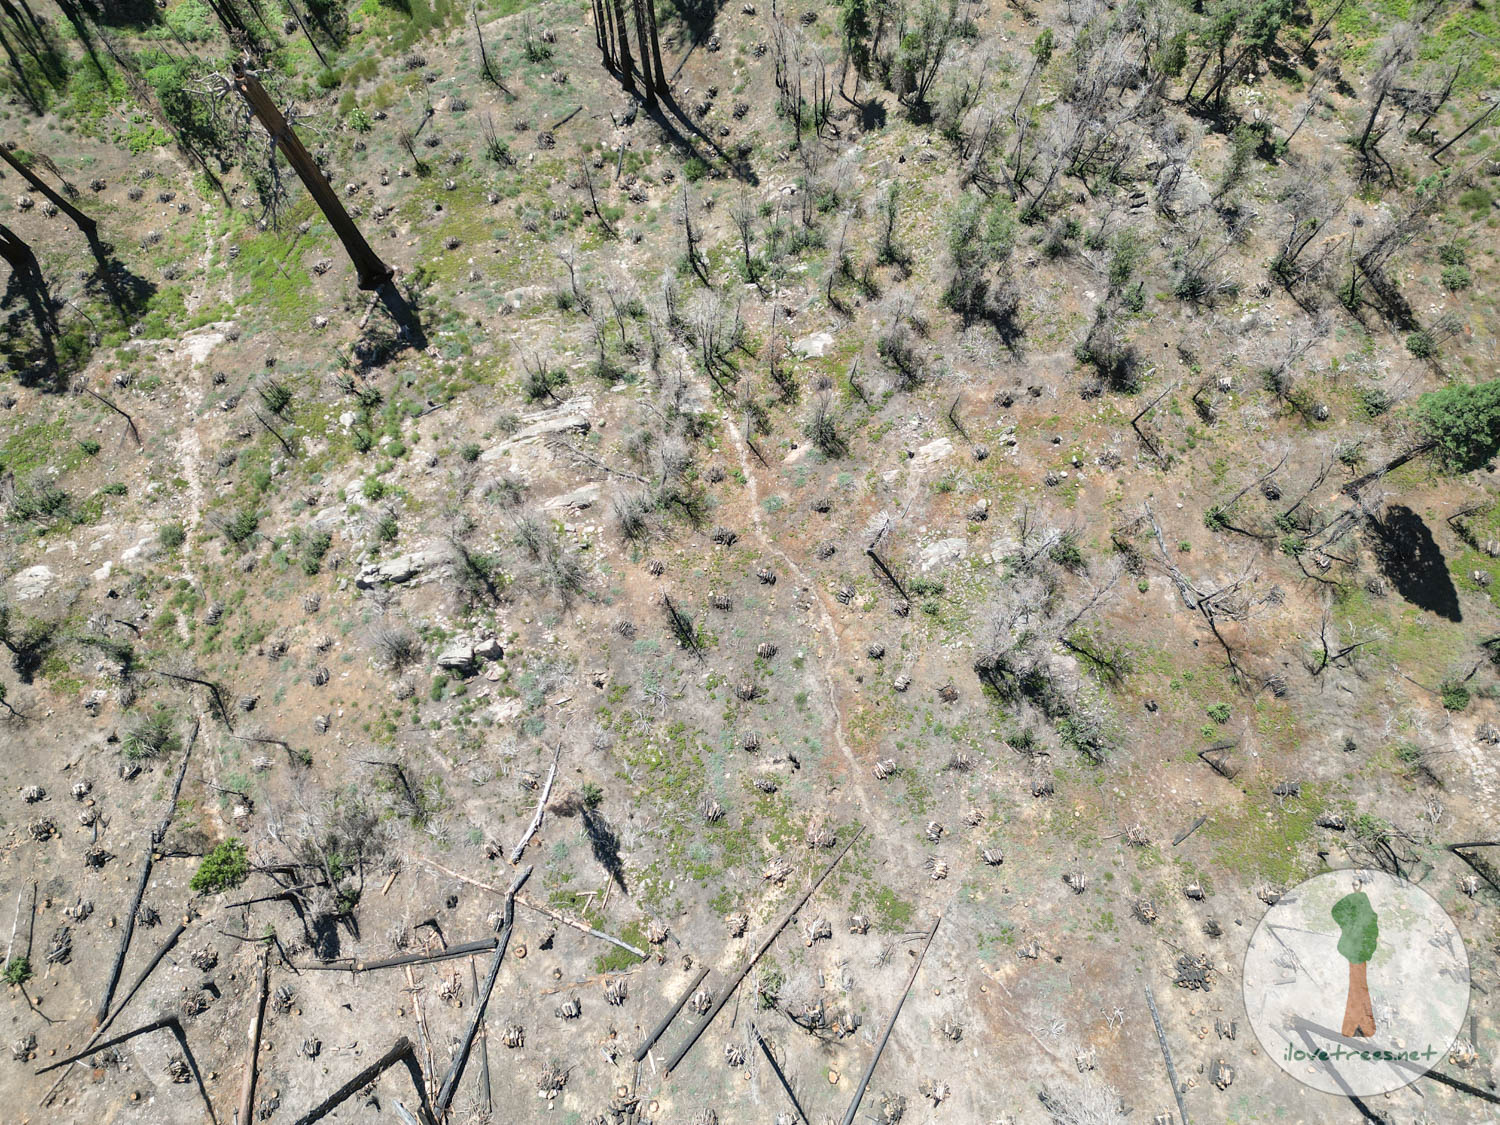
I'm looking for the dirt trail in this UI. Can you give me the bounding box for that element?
[718,408,880,826]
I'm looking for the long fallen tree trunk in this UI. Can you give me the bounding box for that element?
[633,965,710,1062]
[94,920,187,1039]
[433,866,531,1117]
[294,936,500,973]
[291,1036,418,1125]
[840,914,941,1125]
[238,947,270,1125]
[38,1014,218,1124]
[663,824,864,1076]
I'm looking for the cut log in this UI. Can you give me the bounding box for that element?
[840,914,941,1125]
[295,936,499,973]
[433,866,531,1117]
[663,825,864,1075]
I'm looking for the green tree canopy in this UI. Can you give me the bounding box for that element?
[1416,379,1500,473]
[1331,891,1379,964]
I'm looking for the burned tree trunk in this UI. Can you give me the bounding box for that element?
[641,0,667,93]
[0,146,96,240]
[0,221,40,279]
[229,62,393,291]
[609,0,636,88]
[630,0,657,103]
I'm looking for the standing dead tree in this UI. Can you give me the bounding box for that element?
[225,61,393,291]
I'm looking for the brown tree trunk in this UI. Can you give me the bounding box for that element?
[230,62,393,291]
[1342,960,1375,1037]
[0,146,95,239]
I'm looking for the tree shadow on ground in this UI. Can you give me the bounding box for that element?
[1366,504,1461,621]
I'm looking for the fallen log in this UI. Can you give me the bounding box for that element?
[238,947,269,1125]
[470,957,492,1115]
[418,857,647,960]
[510,745,562,863]
[96,722,199,1028]
[750,1020,811,1125]
[95,920,187,1039]
[432,870,531,1116]
[840,913,941,1125]
[433,865,531,1117]
[38,1014,217,1124]
[291,1036,419,1125]
[1145,984,1191,1125]
[633,965,710,1062]
[663,824,864,1076]
[294,936,500,974]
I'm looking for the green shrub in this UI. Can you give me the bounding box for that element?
[3,956,32,986]
[190,839,250,894]
[1405,331,1436,358]
[222,508,260,544]
[123,707,180,760]
[1440,264,1471,292]
[683,156,710,182]
[1417,379,1500,473]
[1440,680,1470,712]
[1206,702,1231,724]
[158,522,186,550]
[79,438,101,456]
[460,442,482,463]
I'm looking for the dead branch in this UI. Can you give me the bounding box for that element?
[510,744,562,863]
[1145,984,1191,1125]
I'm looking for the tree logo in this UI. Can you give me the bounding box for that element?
[1243,870,1470,1096]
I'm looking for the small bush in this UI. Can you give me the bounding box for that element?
[79,438,102,456]
[3,956,33,985]
[159,522,186,550]
[460,442,482,463]
[1206,702,1231,724]
[1440,264,1471,292]
[683,156,710,182]
[191,839,249,894]
[123,707,180,760]
[221,508,260,545]
[1440,680,1470,712]
[1405,331,1436,359]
